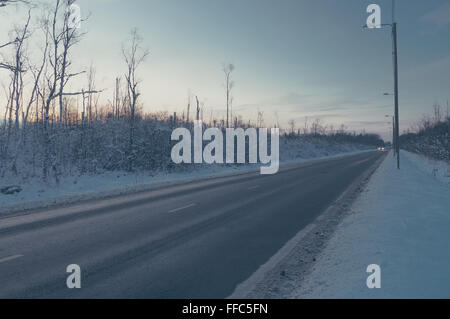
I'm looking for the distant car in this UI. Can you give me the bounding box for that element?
[377,147,385,151]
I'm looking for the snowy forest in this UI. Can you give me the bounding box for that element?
[0,0,383,188]
[400,104,450,161]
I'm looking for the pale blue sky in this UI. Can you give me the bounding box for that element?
[1,0,450,141]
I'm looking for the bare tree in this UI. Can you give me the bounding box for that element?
[122,28,149,170]
[114,77,120,119]
[230,96,234,127]
[86,64,97,124]
[433,103,442,124]
[1,12,30,173]
[37,0,99,179]
[57,0,86,123]
[0,41,24,72]
[338,124,347,134]
[311,118,322,136]
[257,110,264,128]
[195,95,200,121]
[186,89,191,124]
[273,111,280,129]
[303,116,309,135]
[288,119,296,134]
[446,100,449,121]
[0,0,31,74]
[22,11,49,127]
[0,7,33,134]
[223,63,234,127]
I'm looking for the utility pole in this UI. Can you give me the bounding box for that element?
[392,21,400,169]
[392,116,395,156]
[366,0,400,168]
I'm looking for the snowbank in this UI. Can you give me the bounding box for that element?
[404,151,450,185]
[0,144,372,215]
[290,150,450,298]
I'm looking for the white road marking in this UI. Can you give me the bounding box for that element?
[248,185,260,190]
[0,254,23,264]
[348,158,372,167]
[168,203,196,213]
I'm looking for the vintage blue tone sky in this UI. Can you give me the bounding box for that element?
[1,0,450,140]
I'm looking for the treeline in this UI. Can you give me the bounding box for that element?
[400,104,450,161]
[282,127,383,147]
[0,108,383,183]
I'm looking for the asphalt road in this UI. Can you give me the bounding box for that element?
[0,151,384,298]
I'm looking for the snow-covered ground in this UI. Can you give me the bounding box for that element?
[0,142,372,215]
[289,150,450,298]
[405,151,450,186]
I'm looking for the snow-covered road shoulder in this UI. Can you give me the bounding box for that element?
[0,148,372,216]
[291,150,450,298]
